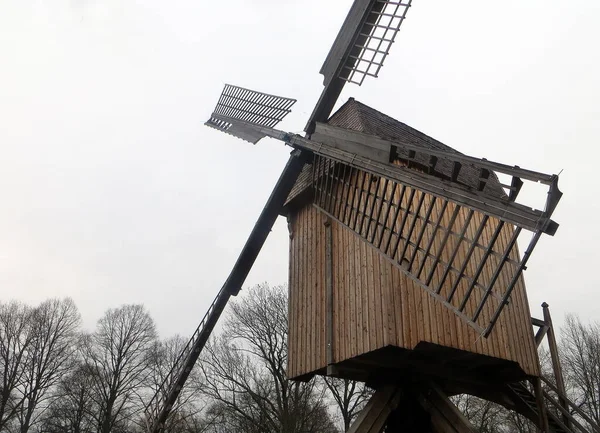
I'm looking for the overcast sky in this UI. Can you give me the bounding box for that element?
[1,0,598,337]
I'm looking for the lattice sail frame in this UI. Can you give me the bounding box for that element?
[205,84,296,144]
[311,154,547,337]
[342,0,413,85]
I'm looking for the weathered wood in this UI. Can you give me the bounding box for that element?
[313,122,391,163]
[284,130,559,235]
[287,203,540,380]
[310,122,557,186]
[347,386,403,433]
[542,302,571,429]
[325,218,334,367]
[418,384,477,433]
[532,378,550,433]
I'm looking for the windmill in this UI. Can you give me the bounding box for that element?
[144,1,595,432]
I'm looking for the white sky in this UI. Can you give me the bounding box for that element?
[0,0,598,337]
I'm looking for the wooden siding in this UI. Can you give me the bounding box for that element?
[288,172,540,380]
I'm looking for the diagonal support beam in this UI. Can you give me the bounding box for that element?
[145,150,307,433]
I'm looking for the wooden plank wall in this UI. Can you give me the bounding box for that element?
[288,206,327,379]
[287,171,540,380]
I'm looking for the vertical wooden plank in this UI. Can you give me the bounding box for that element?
[374,247,384,349]
[288,215,296,378]
[359,238,369,354]
[336,222,343,362]
[381,254,394,346]
[332,220,340,364]
[298,208,305,376]
[318,210,325,370]
[307,206,313,373]
[349,217,358,358]
[366,241,377,352]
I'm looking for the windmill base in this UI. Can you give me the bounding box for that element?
[348,383,476,433]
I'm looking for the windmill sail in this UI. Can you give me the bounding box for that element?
[322,0,413,85]
[306,0,413,131]
[205,84,296,144]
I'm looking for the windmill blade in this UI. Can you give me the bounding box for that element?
[306,0,413,132]
[205,84,296,144]
[322,0,413,86]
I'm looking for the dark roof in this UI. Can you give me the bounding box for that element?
[285,98,503,206]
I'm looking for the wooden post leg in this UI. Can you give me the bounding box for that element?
[532,377,550,433]
[385,397,432,433]
[418,384,477,433]
[347,386,403,433]
[542,302,571,429]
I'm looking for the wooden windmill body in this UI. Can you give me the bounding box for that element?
[143,1,600,432]
[284,99,540,387]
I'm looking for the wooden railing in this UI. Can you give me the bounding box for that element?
[540,376,600,433]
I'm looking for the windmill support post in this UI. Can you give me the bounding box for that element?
[348,383,478,433]
[542,302,571,430]
[533,377,551,433]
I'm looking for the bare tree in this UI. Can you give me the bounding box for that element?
[561,314,600,427]
[323,377,371,432]
[451,393,507,433]
[198,283,338,433]
[82,304,157,433]
[41,362,96,433]
[143,335,206,433]
[0,301,34,431]
[14,298,81,432]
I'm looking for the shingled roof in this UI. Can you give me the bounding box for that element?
[285,98,503,206]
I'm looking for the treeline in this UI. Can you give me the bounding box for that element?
[1,285,598,433]
[0,285,369,433]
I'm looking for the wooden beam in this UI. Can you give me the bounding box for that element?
[318,0,375,85]
[418,384,477,433]
[531,317,546,328]
[532,378,550,433]
[542,302,571,429]
[313,122,391,163]
[534,325,549,348]
[311,122,557,185]
[219,121,559,235]
[298,135,556,234]
[348,386,404,433]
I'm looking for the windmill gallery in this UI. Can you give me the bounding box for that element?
[143,1,597,432]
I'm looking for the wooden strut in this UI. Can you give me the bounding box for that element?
[542,302,571,430]
[348,383,477,433]
[533,377,550,433]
